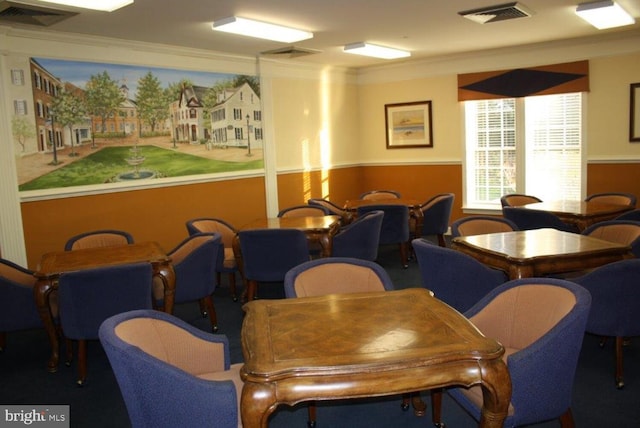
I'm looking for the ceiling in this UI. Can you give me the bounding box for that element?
[4,0,640,68]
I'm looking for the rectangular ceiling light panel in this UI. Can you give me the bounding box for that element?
[212,16,313,43]
[575,0,635,29]
[343,42,410,59]
[38,0,133,12]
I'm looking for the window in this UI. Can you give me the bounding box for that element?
[464,92,583,209]
[14,100,28,115]
[233,108,242,120]
[11,69,24,85]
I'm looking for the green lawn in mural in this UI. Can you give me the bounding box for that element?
[18,145,263,191]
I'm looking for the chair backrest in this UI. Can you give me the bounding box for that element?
[331,210,384,261]
[186,218,237,248]
[500,193,542,207]
[277,205,329,217]
[359,190,401,200]
[238,229,310,282]
[451,215,519,238]
[457,278,591,427]
[585,192,636,207]
[284,257,394,298]
[64,229,134,251]
[167,233,221,303]
[0,258,41,333]
[58,262,153,340]
[582,220,640,257]
[572,259,640,337]
[615,209,640,221]
[356,204,409,245]
[502,206,576,232]
[99,309,238,428]
[412,238,507,313]
[307,198,347,217]
[419,193,455,235]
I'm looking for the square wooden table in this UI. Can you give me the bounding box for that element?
[33,241,175,372]
[516,200,633,231]
[452,228,634,279]
[240,288,510,428]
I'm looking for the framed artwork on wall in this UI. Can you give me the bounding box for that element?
[385,100,433,149]
[630,82,640,142]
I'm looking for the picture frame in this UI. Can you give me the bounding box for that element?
[630,83,640,142]
[385,100,433,149]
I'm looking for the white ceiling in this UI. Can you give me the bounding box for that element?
[6,0,640,68]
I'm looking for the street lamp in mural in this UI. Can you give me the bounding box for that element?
[246,114,253,157]
[46,115,60,166]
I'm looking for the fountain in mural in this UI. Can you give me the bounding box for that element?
[114,142,157,181]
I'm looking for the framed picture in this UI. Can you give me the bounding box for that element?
[630,83,640,142]
[385,100,433,149]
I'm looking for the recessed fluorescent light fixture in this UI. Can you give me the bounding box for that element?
[343,42,411,59]
[38,0,133,12]
[575,0,635,29]
[212,17,313,43]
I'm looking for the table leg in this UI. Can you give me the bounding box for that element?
[33,278,59,372]
[478,358,511,428]
[241,382,277,428]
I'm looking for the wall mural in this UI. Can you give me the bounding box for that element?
[9,57,264,195]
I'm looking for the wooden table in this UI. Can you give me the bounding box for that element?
[344,198,424,236]
[240,288,511,428]
[33,241,175,372]
[452,228,634,279]
[516,200,633,231]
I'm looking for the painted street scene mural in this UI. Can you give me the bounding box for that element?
[9,57,263,192]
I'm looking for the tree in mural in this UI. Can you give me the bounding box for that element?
[11,116,35,153]
[51,86,88,157]
[85,71,125,135]
[136,71,170,134]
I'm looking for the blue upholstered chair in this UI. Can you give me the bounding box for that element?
[359,190,401,200]
[237,228,310,301]
[284,257,395,426]
[413,193,455,246]
[331,210,384,261]
[357,204,410,268]
[572,259,640,388]
[615,209,640,221]
[186,218,240,302]
[277,204,329,217]
[153,233,221,332]
[585,192,636,208]
[500,193,542,208]
[64,229,134,251]
[99,309,241,428]
[433,278,591,428]
[502,206,578,232]
[308,198,350,223]
[412,238,508,313]
[58,262,154,385]
[581,220,640,257]
[284,257,394,298]
[451,215,519,238]
[0,258,42,352]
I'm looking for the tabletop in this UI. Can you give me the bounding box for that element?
[240,288,510,428]
[238,215,341,232]
[517,200,632,231]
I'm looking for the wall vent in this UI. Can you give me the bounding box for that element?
[0,1,77,27]
[459,2,534,24]
[261,46,322,58]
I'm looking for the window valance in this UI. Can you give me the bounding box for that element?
[458,60,589,101]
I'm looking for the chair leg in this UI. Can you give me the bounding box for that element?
[201,296,218,332]
[77,339,87,386]
[246,280,258,301]
[399,242,409,269]
[559,408,575,428]
[0,331,5,351]
[307,402,316,428]
[228,272,238,302]
[431,388,445,428]
[437,233,446,247]
[615,336,624,389]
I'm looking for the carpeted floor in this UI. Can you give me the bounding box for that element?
[1,242,639,427]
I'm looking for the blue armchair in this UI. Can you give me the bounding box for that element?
[64,229,134,250]
[451,215,519,238]
[331,210,384,261]
[359,190,401,200]
[581,219,640,257]
[502,206,577,232]
[413,193,454,247]
[99,309,241,428]
[585,192,636,207]
[356,204,410,268]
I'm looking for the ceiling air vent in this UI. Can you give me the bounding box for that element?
[459,2,534,24]
[0,1,77,27]
[260,46,322,59]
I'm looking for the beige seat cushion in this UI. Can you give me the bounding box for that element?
[294,263,385,297]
